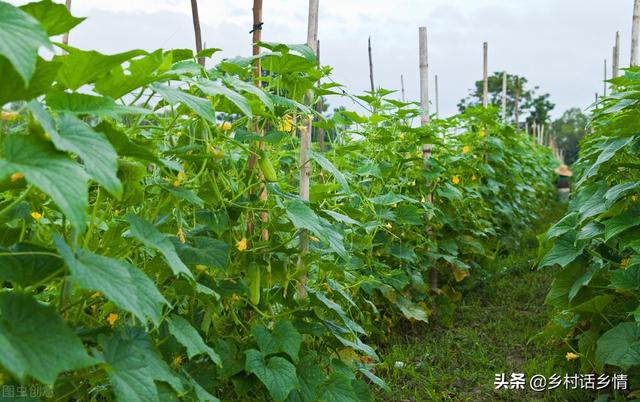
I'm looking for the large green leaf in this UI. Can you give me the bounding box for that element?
[286,355,324,402]
[150,83,215,122]
[252,320,302,362]
[94,49,169,99]
[223,75,274,111]
[175,236,229,271]
[45,91,149,117]
[596,322,640,370]
[309,150,350,192]
[0,2,50,84]
[603,206,640,241]
[285,201,347,259]
[29,107,123,197]
[244,349,299,402]
[539,231,584,268]
[94,121,158,163]
[0,57,59,105]
[192,79,253,117]
[166,314,221,366]
[0,243,63,287]
[544,212,579,242]
[320,373,358,402]
[0,134,88,232]
[20,0,84,36]
[54,47,146,90]
[126,215,194,280]
[610,265,640,291]
[97,331,160,402]
[55,235,168,326]
[0,292,95,385]
[577,137,634,187]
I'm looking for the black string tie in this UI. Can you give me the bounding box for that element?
[250,22,263,34]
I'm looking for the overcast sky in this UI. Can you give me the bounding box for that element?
[10,0,635,118]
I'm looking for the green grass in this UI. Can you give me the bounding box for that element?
[374,204,599,402]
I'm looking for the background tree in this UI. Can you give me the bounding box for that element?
[458,72,555,130]
[550,107,589,165]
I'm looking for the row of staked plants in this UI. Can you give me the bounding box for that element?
[538,68,640,397]
[0,1,556,400]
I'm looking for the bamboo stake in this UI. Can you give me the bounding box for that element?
[482,42,488,108]
[62,0,72,45]
[501,72,507,122]
[300,0,318,247]
[613,31,620,78]
[604,59,607,97]
[190,0,205,66]
[400,74,406,102]
[514,77,520,133]
[633,0,640,66]
[435,74,440,119]
[316,39,326,152]
[368,36,375,92]
[419,27,430,126]
[419,26,437,289]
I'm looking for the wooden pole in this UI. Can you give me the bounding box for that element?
[435,74,440,118]
[400,74,406,102]
[316,39,326,152]
[300,0,318,247]
[419,26,437,289]
[501,72,507,122]
[190,0,205,66]
[247,0,263,174]
[514,77,520,133]
[482,42,488,108]
[419,27,430,125]
[613,31,620,78]
[368,36,375,92]
[633,0,640,66]
[604,59,608,97]
[62,0,72,45]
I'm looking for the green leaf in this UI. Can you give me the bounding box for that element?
[192,79,253,117]
[605,181,640,207]
[571,295,614,313]
[223,75,273,111]
[252,320,302,362]
[0,134,88,232]
[610,265,640,291]
[126,215,194,280]
[150,83,215,122]
[369,192,404,206]
[175,236,229,271]
[320,373,358,402]
[286,355,324,402]
[0,57,60,105]
[603,206,640,241]
[0,2,51,84]
[166,314,221,366]
[308,289,365,335]
[285,201,347,259]
[544,212,579,242]
[577,137,634,187]
[596,322,640,370]
[244,349,299,402]
[544,262,585,307]
[20,0,85,36]
[45,91,149,117]
[94,49,169,99]
[393,204,423,225]
[539,231,584,268]
[30,108,122,197]
[0,292,95,385]
[54,235,168,326]
[94,121,158,163]
[0,243,62,287]
[309,150,350,192]
[54,47,146,90]
[97,330,160,402]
